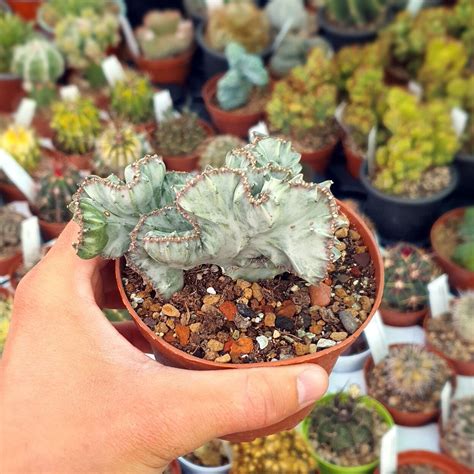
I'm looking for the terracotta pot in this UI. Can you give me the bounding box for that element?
[298,137,339,173]
[364,343,456,427]
[38,219,67,240]
[342,139,364,180]
[423,314,474,376]
[115,199,384,440]
[431,207,474,291]
[0,250,21,277]
[374,450,469,474]
[0,182,27,202]
[48,147,93,171]
[133,46,195,85]
[6,0,41,20]
[0,73,24,113]
[379,305,427,327]
[160,120,214,172]
[202,74,267,138]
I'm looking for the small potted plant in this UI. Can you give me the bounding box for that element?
[364,344,455,426]
[133,10,194,85]
[198,135,245,170]
[154,110,213,172]
[380,243,441,327]
[303,387,394,474]
[203,42,270,138]
[0,207,23,275]
[424,292,474,376]
[49,97,101,170]
[266,48,341,172]
[430,206,474,290]
[0,287,13,356]
[179,439,230,473]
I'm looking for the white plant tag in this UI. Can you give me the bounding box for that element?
[248,121,269,141]
[428,274,451,318]
[99,110,111,121]
[334,102,348,131]
[451,107,468,138]
[380,426,397,474]
[60,85,80,101]
[273,18,294,51]
[101,55,126,86]
[119,14,141,57]
[406,0,424,16]
[153,90,173,123]
[14,98,36,127]
[441,381,453,429]
[408,80,423,99]
[367,126,377,176]
[0,149,36,202]
[38,137,54,150]
[206,0,224,10]
[364,311,389,365]
[7,201,31,218]
[21,216,41,269]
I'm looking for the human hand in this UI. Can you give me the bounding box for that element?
[0,222,328,473]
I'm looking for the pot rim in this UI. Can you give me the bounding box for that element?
[177,456,231,471]
[0,72,21,80]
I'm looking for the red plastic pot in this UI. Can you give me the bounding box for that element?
[0,182,27,202]
[115,199,384,440]
[0,250,21,277]
[298,136,339,173]
[431,207,474,291]
[342,138,364,179]
[0,74,24,113]
[6,0,41,20]
[379,305,427,327]
[364,343,456,427]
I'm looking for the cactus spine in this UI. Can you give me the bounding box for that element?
[0,124,41,173]
[452,292,474,344]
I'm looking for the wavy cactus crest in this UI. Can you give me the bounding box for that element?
[452,292,474,343]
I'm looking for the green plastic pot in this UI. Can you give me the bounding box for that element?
[302,393,395,474]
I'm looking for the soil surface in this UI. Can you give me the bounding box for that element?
[397,465,443,474]
[212,85,270,115]
[124,221,376,364]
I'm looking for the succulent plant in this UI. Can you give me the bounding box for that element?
[0,292,13,356]
[448,0,474,60]
[452,292,474,344]
[383,243,441,313]
[0,208,23,258]
[71,137,340,300]
[205,2,271,54]
[135,10,193,60]
[95,122,149,178]
[217,42,269,111]
[51,97,101,155]
[37,168,81,223]
[198,135,245,170]
[265,0,306,32]
[110,71,154,125]
[452,207,474,272]
[0,12,33,74]
[325,0,388,28]
[0,124,41,172]
[11,38,65,107]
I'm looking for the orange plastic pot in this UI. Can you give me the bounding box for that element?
[379,305,427,327]
[0,74,24,113]
[342,138,364,179]
[6,0,41,20]
[39,219,67,240]
[133,46,195,85]
[431,207,474,291]
[364,343,456,427]
[299,137,339,173]
[115,199,384,440]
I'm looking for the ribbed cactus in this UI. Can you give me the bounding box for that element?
[217,42,269,111]
[0,12,33,73]
[0,292,13,356]
[453,207,474,272]
[135,10,193,60]
[11,39,65,107]
[95,123,149,178]
[0,208,23,257]
[453,292,474,343]
[198,135,245,170]
[265,0,306,31]
[51,98,101,155]
[325,0,388,28]
[0,124,41,172]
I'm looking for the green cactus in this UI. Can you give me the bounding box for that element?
[0,12,33,74]
[37,168,81,224]
[11,38,65,107]
[0,124,41,173]
[383,243,441,313]
[0,208,23,258]
[448,0,474,60]
[452,207,474,272]
[135,10,194,60]
[217,42,269,111]
[51,98,101,155]
[452,292,474,344]
[265,0,306,31]
[110,71,154,125]
[0,292,13,356]
[198,135,245,170]
[325,0,388,28]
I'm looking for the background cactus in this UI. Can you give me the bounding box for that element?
[383,243,441,313]
[135,10,193,60]
[0,208,23,258]
[217,43,269,111]
[198,135,245,170]
[0,292,13,356]
[0,12,33,73]
[51,98,101,155]
[11,38,65,107]
[265,0,306,32]
[452,292,474,344]
[0,124,41,172]
[325,0,388,28]
[452,207,474,272]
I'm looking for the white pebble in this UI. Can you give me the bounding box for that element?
[256,335,269,350]
[290,285,300,292]
[207,287,216,295]
[273,330,281,339]
[316,338,336,349]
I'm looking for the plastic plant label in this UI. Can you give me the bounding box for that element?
[153,90,173,123]
[406,0,424,16]
[14,98,36,127]
[60,85,80,101]
[364,311,389,365]
[119,14,140,58]
[367,126,377,177]
[408,80,423,99]
[380,426,397,474]
[206,0,223,10]
[248,121,269,141]
[273,18,294,51]
[451,107,468,138]
[38,137,54,150]
[428,274,451,318]
[334,102,348,131]
[441,381,453,429]
[101,55,126,86]
[21,216,41,269]
[0,149,36,202]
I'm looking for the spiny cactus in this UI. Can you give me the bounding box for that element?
[110,71,154,125]
[217,42,269,111]
[325,0,388,28]
[0,292,13,356]
[205,2,271,54]
[0,208,23,257]
[0,124,41,172]
[265,0,306,32]
[135,10,193,60]
[0,12,33,73]
[51,98,101,155]
[452,292,474,343]
[383,243,441,313]
[11,38,65,107]
[198,135,245,170]
[95,123,150,178]
[453,207,474,272]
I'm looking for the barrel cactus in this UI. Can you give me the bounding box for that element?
[198,135,245,170]
[325,0,388,28]
[0,208,23,258]
[452,292,474,344]
[0,12,33,74]
[452,207,474,273]
[0,124,41,172]
[265,0,306,32]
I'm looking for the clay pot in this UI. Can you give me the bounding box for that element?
[431,207,474,291]
[38,219,67,240]
[6,0,41,20]
[379,305,427,327]
[0,73,24,113]
[115,199,384,440]
[0,182,27,202]
[0,250,21,277]
[364,343,456,427]
[133,46,195,85]
[342,139,364,180]
[202,74,267,138]
[47,147,93,171]
[298,137,339,173]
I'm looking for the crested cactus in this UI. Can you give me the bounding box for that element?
[452,292,474,344]
[0,124,41,173]
[0,208,23,258]
[0,291,13,356]
[135,10,193,60]
[51,98,101,155]
[0,12,33,74]
[198,135,245,170]
[265,0,306,32]
[325,0,388,28]
[217,42,269,111]
[453,207,474,272]
[11,38,65,107]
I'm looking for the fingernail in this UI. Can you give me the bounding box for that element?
[297,367,326,407]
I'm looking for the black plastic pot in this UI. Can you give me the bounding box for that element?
[360,163,459,242]
[455,152,474,197]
